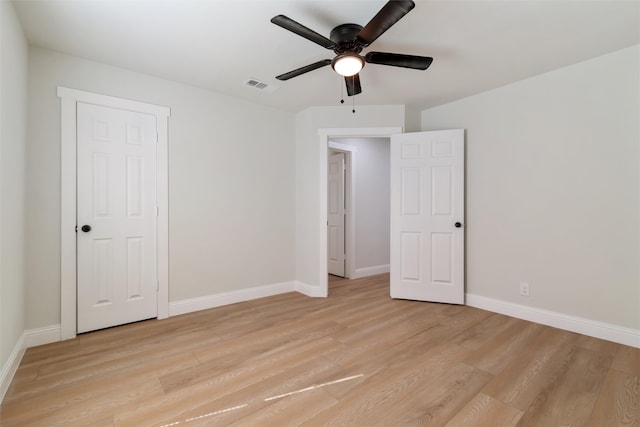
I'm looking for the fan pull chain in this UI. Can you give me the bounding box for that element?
[352,76,356,114]
[338,76,356,113]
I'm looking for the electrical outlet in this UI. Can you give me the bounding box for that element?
[519,282,530,297]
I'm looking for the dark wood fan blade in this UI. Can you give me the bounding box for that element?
[345,74,362,96]
[356,0,415,47]
[271,15,335,49]
[365,52,433,70]
[275,59,332,81]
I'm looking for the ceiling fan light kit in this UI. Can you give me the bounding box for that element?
[271,0,432,97]
[332,55,364,77]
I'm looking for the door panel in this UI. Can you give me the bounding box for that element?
[93,238,113,305]
[327,151,346,277]
[401,232,421,281]
[126,236,144,299]
[432,166,452,215]
[77,102,158,333]
[401,168,421,215]
[390,130,465,304]
[126,156,144,217]
[431,232,452,283]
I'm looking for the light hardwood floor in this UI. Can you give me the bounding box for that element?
[2,274,639,426]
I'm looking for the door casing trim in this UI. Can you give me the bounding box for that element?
[58,87,170,340]
[318,127,402,297]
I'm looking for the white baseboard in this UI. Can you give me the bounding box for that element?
[466,293,640,349]
[1,325,62,403]
[294,281,327,297]
[169,281,298,317]
[351,264,390,279]
[0,334,25,403]
[25,325,62,348]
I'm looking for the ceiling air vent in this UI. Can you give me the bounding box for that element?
[245,78,278,93]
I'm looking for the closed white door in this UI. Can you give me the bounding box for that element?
[77,102,158,333]
[390,130,465,304]
[328,151,346,277]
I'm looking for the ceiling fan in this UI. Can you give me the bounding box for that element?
[271,0,433,97]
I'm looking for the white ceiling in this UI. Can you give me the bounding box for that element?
[13,0,640,112]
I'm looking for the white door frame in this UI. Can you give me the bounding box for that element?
[58,87,170,340]
[328,141,356,279]
[318,127,402,296]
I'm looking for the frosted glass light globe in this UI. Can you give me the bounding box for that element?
[333,55,364,77]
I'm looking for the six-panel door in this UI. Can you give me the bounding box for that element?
[390,129,465,304]
[76,102,159,333]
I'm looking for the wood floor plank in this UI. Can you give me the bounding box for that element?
[5,362,39,389]
[192,318,343,365]
[323,310,446,369]
[372,362,493,426]
[185,360,345,426]
[613,345,640,376]
[32,327,218,379]
[330,301,445,346]
[160,323,343,394]
[587,368,640,427]
[482,326,580,410]
[115,335,342,425]
[228,388,338,427]
[575,334,621,356]
[514,346,613,426]
[322,329,466,401]
[0,351,184,426]
[4,351,200,403]
[449,313,520,350]
[464,319,545,375]
[305,342,474,426]
[444,393,523,427]
[2,273,638,426]
[117,355,345,426]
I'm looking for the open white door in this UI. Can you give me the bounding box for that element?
[327,151,346,277]
[390,129,465,304]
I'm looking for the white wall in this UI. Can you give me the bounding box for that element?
[0,0,28,374]
[26,47,296,330]
[421,45,640,331]
[330,137,390,274]
[404,106,422,133]
[295,105,404,289]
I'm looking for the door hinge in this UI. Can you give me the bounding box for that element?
[157,280,160,292]
[75,225,78,233]
[155,132,159,143]
[156,206,159,217]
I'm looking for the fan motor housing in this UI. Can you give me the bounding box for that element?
[330,23,364,54]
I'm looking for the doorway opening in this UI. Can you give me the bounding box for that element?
[327,137,392,283]
[327,142,355,279]
[318,127,402,297]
